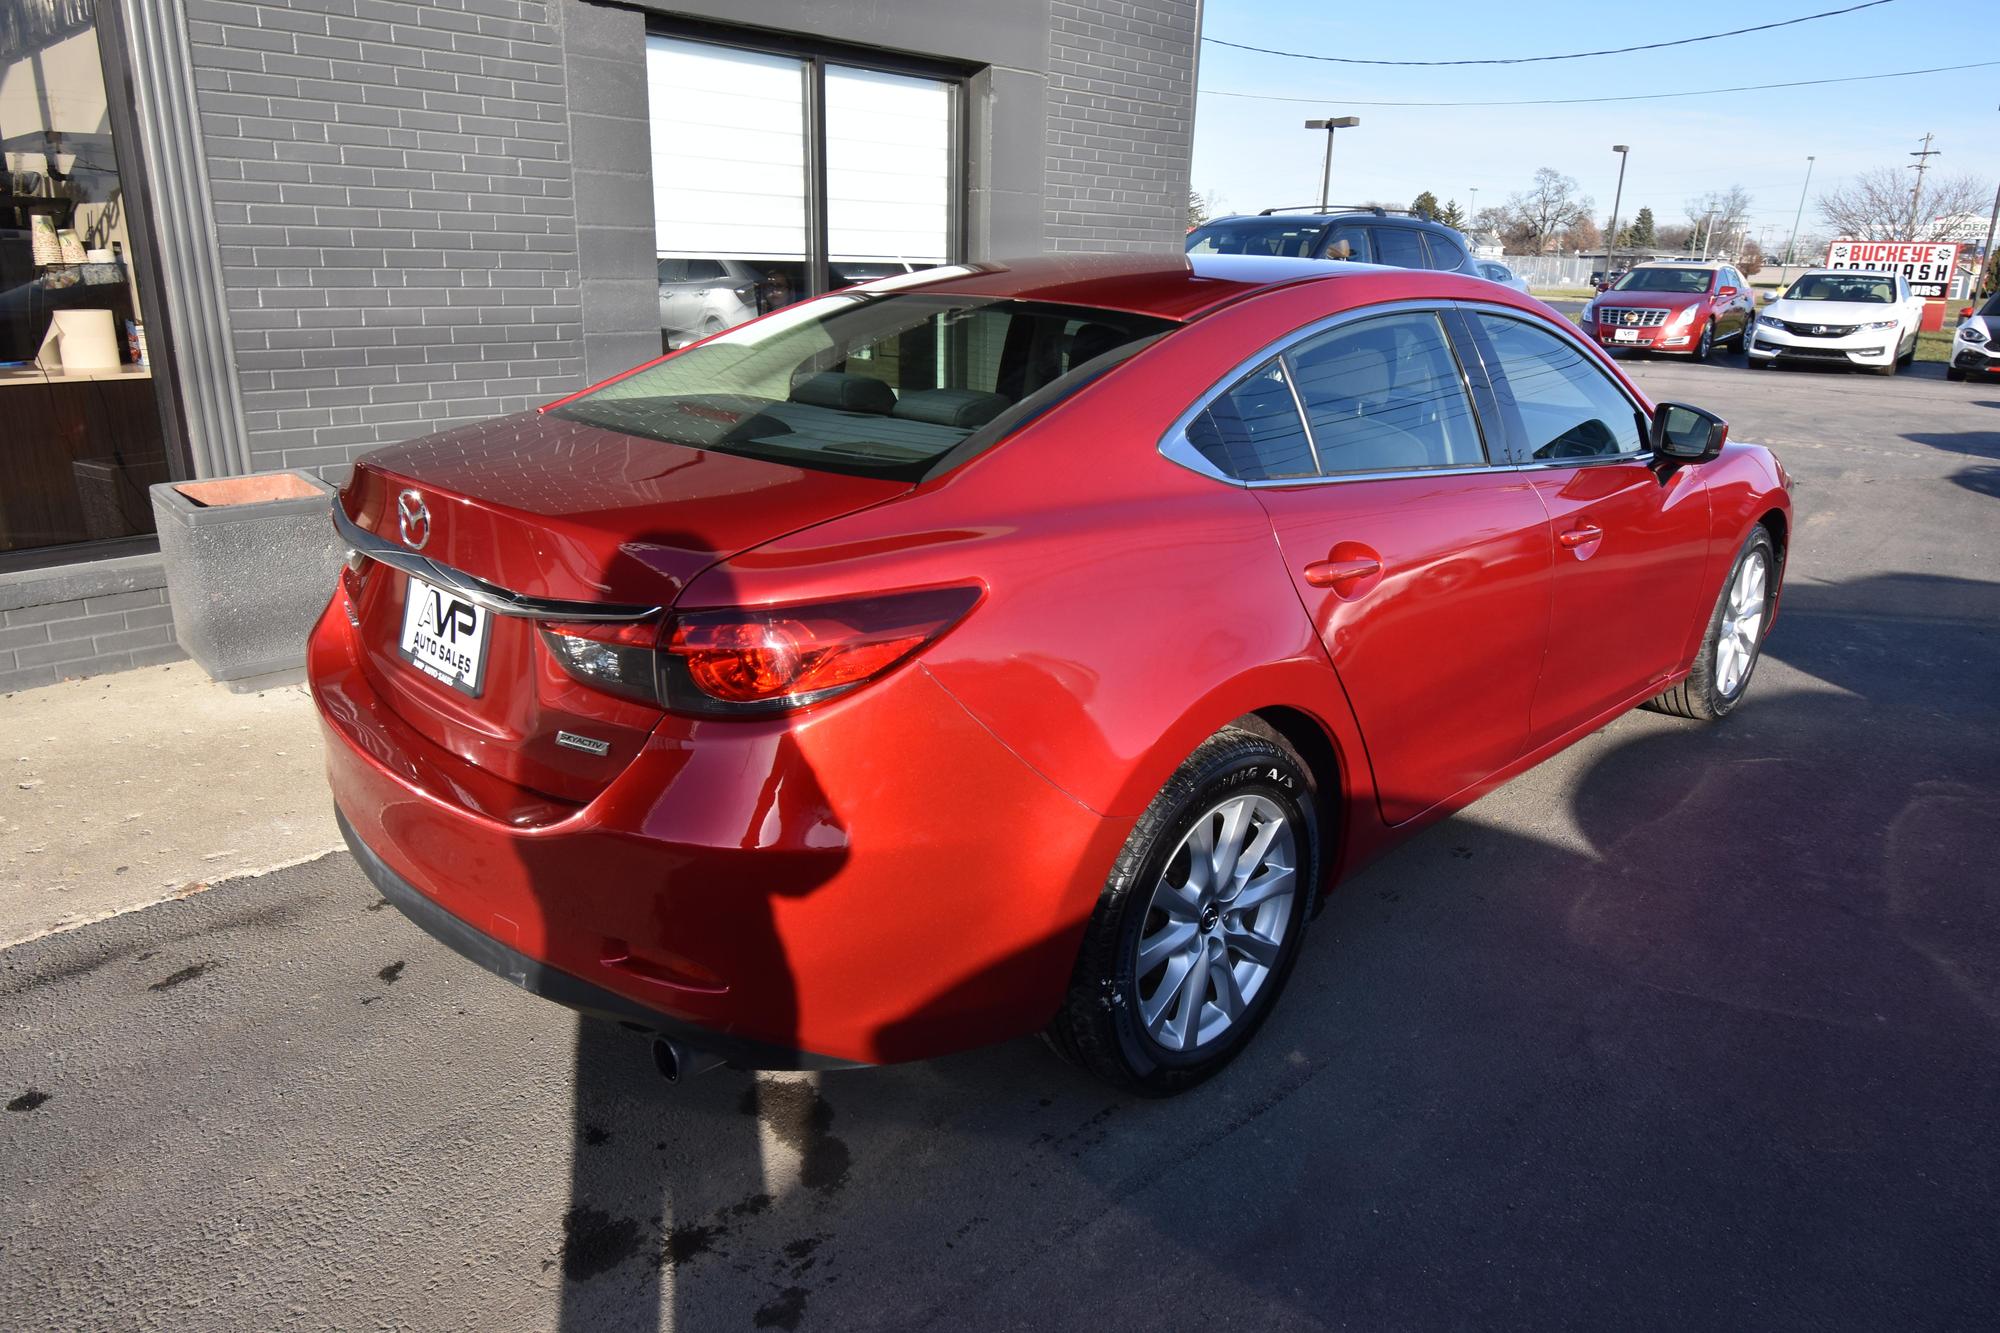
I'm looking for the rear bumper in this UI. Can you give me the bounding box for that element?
[337,806,848,1069]
[309,591,1128,1067]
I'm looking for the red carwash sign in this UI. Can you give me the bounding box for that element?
[1824,240,1961,299]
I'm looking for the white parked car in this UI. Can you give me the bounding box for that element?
[1947,291,2000,383]
[1475,260,1531,294]
[1746,268,1923,376]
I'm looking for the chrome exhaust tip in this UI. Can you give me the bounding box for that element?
[652,1036,724,1083]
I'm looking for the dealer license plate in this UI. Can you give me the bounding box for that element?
[1613,329,1642,343]
[399,575,491,696]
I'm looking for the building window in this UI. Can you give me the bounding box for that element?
[2,1,177,559]
[645,32,962,350]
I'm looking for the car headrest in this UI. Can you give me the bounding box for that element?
[1067,323,1128,369]
[891,388,1010,429]
[790,371,897,415]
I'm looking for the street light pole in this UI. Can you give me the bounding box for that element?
[1304,116,1360,210]
[1605,144,1630,280]
[1784,155,1815,271]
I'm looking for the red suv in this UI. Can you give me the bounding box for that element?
[314,255,1791,1093]
[1581,262,1754,359]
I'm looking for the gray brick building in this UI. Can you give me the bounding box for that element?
[0,0,1200,692]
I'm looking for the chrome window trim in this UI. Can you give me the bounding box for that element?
[1274,358,1324,475]
[332,498,662,623]
[1159,299,1529,489]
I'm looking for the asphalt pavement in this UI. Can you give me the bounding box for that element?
[4,354,1997,1331]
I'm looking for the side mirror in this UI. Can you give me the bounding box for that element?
[1651,402,1727,464]
[1717,285,1739,299]
[1594,281,1610,292]
[1759,290,1779,304]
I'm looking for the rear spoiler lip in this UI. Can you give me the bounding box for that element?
[332,497,661,624]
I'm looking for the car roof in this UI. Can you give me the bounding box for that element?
[854,253,1398,322]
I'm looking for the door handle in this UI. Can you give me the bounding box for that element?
[1557,524,1603,549]
[1302,556,1382,588]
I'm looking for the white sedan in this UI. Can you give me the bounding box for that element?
[1745,268,1924,376]
[1947,291,2000,383]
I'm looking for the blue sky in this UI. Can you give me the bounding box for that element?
[1190,0,1994,248]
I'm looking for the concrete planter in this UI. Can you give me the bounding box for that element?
[150,471,341,689]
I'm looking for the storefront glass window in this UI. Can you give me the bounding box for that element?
[1,1,170,556]
[645,33,959,350]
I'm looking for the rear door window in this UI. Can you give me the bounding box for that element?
[1371,226,1426,270]
[1283,312,1486,474]
[1184,362,1318,481]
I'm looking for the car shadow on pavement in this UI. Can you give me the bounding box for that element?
[526,570,2000,1331]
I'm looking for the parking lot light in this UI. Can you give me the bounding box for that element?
[1784,155,1815,270]
[1606,145,1629,284]
[1304,116,1360,210]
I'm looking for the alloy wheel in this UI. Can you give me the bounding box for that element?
[1135,793,1298,1053]
[1715,549,1768,696]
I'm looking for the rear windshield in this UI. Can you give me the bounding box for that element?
[549,293,1174,479]
[1612,267,1715,294]
[1785,273,1893,303]
[1186,220,1327,258]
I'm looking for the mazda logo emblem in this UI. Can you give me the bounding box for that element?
[397,490,431,550]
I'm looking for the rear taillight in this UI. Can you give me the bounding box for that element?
[664,586,980,715]
[539,587,978,716]
[538,618,666,707]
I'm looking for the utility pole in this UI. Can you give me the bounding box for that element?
[1980,177,2000,297]
[1699,208,1718,259]
[1784,155,1815,270]
[1907,131,1939,237]
[1605,145,1630,279]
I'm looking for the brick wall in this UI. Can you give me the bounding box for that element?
[0,560,185,695]
[1044,0,1199,252]
[183,0,585,477]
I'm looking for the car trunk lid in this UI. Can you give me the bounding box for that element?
[338,411,907,804]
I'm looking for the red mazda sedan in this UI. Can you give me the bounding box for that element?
[312,254,1791,1094]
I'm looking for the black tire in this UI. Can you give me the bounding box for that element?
[1691,320,1713,361]
[1947,366,1967,382]
[1898,331,1916,367]
[1645,527,1777,721]
[1046,727,1318,1096]
[1872,356,1897,377]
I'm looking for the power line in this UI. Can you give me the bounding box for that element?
[1204,0,1898,68]
[1200,59,2000,109]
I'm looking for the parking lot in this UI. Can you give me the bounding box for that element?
[4,355,1996,1331]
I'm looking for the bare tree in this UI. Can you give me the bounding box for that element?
[1684,186,1754,253]
[1502,168,1594,254]
[1655,222,1696,253]
[1563,215,1602,253]
[1816,168,1991,241]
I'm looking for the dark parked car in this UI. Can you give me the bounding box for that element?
[1186,206,1477,276]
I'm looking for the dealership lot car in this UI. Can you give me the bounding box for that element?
[313,255,1791,1094]
[1187,206,1479,275]
[1948,291,2000,382]
[1580,261,1754,359]
[1747,268,1922,375]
